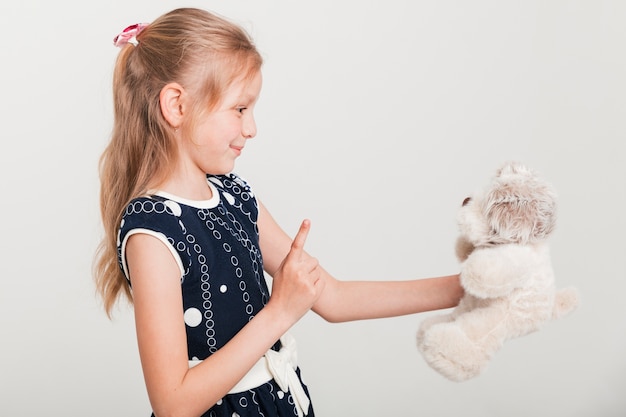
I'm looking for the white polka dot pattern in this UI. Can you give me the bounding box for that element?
[118,174,309,416]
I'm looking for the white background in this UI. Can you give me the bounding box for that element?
[1,1,624,416]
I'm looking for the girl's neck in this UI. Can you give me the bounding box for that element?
[154,173,214,202]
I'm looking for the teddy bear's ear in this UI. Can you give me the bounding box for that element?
[495,161,533,179]
[485,168,557,244]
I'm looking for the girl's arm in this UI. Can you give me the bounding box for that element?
[258,200,463,323]
[125,221,323,417]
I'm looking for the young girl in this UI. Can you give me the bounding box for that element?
[95,7,462,417]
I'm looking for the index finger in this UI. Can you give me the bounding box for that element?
[290,219,311,253]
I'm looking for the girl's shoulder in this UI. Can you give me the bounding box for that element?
[120,195,184,234]
[122,194,176,217]
[117,195,190,283]
[120,172,257,230]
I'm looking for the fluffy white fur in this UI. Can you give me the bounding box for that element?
[416,161,579,382]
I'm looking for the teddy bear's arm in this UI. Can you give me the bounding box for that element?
[460,244,536,299]
[455,235,475,261]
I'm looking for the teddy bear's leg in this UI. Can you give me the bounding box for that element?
[419,320,489,382]
[552,287,579,319]
[416,312,454,350]
[417,296,476,350]
[419,305,509,382]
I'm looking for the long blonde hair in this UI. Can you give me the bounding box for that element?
[94,8,263,316]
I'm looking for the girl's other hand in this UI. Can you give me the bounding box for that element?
[267,219,324,324]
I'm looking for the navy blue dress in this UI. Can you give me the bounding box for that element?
[117,173,314,417]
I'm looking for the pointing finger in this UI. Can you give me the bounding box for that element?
[290,219,311,254]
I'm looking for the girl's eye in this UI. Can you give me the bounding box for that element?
[237,107,247,113]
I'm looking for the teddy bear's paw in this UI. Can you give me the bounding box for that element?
[418,323,489,382]
[552,287,580,319]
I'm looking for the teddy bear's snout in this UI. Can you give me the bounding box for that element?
[462,197,472,206]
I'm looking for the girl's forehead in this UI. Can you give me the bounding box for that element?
[225,71,262,101]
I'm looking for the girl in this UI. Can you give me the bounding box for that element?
[95,7,462,417]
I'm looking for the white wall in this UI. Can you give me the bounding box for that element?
[1,1,624,416]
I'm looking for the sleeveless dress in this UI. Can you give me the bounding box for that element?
[117,173,314,417]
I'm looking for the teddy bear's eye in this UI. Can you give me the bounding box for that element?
[462,197,472,206]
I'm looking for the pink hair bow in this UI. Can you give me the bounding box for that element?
[113,23,149,47]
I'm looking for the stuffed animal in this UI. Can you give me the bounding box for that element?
[416,161,578,382]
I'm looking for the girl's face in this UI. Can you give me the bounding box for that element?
[184,70,262,176]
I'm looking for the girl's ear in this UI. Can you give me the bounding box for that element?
[159,82,186,128]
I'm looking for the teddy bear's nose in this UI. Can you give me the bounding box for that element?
[462,197,471,206]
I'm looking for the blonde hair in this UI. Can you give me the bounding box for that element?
[94,8,263,316]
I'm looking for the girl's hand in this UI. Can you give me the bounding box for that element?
[267,219,324,324]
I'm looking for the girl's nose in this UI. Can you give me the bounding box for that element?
[242,115,257,139]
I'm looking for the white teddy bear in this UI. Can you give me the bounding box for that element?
[416,161,579,382]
